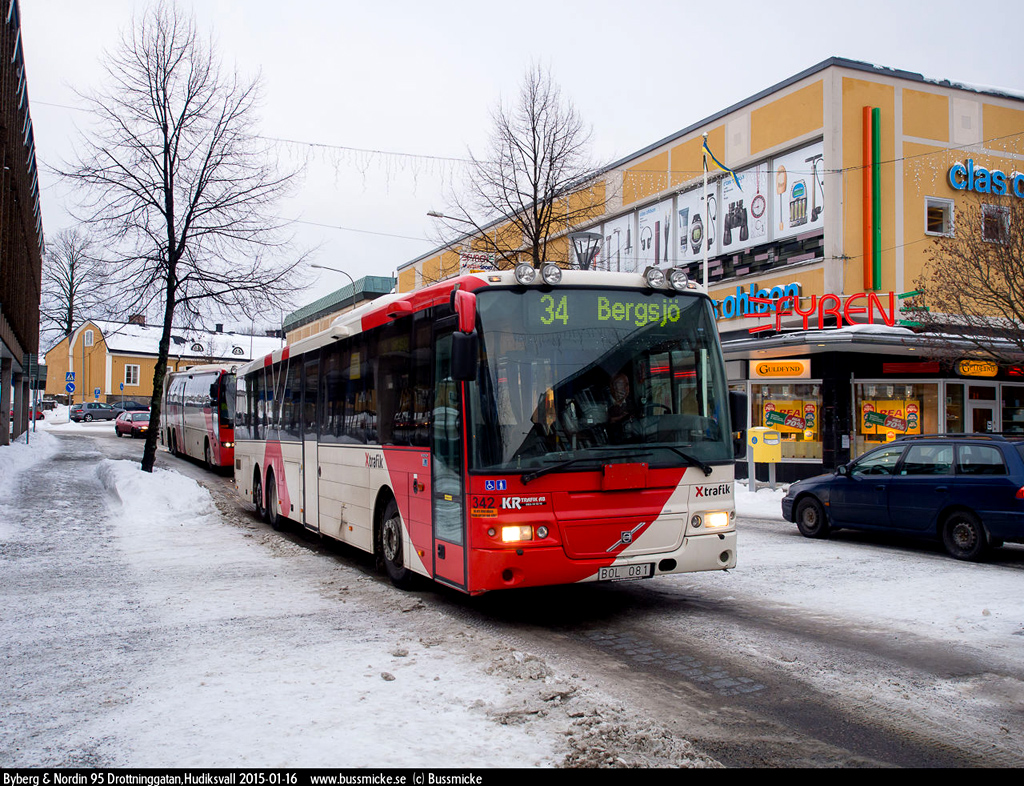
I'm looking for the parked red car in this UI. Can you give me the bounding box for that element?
[115,411,151,438]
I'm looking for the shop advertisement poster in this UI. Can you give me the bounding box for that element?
[763,400,816,435]
[720,163,770,253]
[860,400,921,436]
[677,185,719,265]
[598,213,635,272]
[637,198,674,269]
[771,140,825,241]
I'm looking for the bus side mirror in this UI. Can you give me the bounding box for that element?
[729,390,748,460]
[451,331,478,381]
[210,384,218,400]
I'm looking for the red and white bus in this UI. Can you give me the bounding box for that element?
[234,267,743,594]
[162,364,237,470]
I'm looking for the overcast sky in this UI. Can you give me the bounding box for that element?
[20,0,1024,330]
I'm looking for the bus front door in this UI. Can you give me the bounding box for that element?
[432,330,467,589]
[302,358,320,532]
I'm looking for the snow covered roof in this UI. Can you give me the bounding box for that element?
[83,320,283,362]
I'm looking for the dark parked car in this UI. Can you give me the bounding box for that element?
[782,434,1024,561]
[115,411,151,438]
[70,402,119,422]
[114,401,150,413]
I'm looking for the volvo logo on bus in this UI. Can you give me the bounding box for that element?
[607,522,646,552]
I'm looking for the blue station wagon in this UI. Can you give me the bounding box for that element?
[782,435,1024,560]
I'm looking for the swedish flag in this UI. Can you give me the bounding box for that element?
[703,139,741,190]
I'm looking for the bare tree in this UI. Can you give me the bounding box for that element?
[432,64,607,273]
[39,227,112,347]
[913,195,1024,364]
[59,1,304,472]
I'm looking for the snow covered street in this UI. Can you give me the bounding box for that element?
[3,417,1024,768]
[0,427,715,768]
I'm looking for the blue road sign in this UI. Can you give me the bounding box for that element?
[66,382,75,394]
[66,372,75,382]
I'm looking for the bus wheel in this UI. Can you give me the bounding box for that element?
[380,498,414,589]
[204,441,213,471]
[253,472,265,519]
[266,472,283,531]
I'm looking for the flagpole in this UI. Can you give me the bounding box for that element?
[702,132,709,292]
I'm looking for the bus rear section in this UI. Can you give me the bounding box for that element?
[162,365,236,469]
[234,270,738,594]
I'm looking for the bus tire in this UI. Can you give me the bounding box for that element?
[266,472,283,531]
[253,471,265,519]
[204,440,213,471]
[380,498,415,589]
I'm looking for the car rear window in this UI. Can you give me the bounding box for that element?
[957,444,1007,475]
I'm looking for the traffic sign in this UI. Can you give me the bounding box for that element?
[66,372,75,382]
[66,382,75,394]
[94,388,101,399]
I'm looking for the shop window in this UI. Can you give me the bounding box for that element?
[924,197,953,236]
[1001,385,1024,435]
[751,382,822,460]
[853,382,938,459]
[982,204,1009,244]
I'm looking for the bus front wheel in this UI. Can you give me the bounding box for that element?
[380,498,414,589]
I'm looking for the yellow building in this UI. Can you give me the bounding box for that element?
[45,320,284,406]
[397,57,1024,478]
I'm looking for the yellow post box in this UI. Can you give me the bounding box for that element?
[748,427,782,463]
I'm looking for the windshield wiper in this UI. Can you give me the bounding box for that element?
[520,452,651,485]
[668,447,714,476]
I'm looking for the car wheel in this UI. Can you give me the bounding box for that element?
[379,498,415,589]
[942,511,988,561]
[253,472,265,519]
[795,497,831,539]
[115,428,122,438]
[84,414,93,422]
[266,472,282,531]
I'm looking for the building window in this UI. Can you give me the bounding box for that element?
[853,382,938,458]
[191,342,204,352]
[982,204,1009,243]
[125,365,140,386]
[751,382,823,460]
[232,346,244,356]
[84,330,94,347]
[925,197,953,236]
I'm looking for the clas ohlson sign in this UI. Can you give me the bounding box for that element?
[948,159,1024,197]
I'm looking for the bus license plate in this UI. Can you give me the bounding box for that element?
[598,563,653,582]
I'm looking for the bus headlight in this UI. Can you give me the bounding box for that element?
[704,511,731,529]
[514,263,537,285]
[540,263,562,285]
[501,525,533,542]
[690,511,730,530]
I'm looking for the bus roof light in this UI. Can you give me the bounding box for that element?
[644,267,666,288]
[540,263,562,285]
[514,263,537,285]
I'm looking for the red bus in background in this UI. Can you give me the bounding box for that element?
[162,364,237,470]
[234,268,744,594]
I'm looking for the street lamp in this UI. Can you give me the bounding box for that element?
[427,210,474,224]
[310,263,357,313]
[569,231,603,270]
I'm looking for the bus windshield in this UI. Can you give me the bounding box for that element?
[469,287,732,474]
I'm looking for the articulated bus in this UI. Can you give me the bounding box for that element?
[234,267,744,594]
[162,364,237,470]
